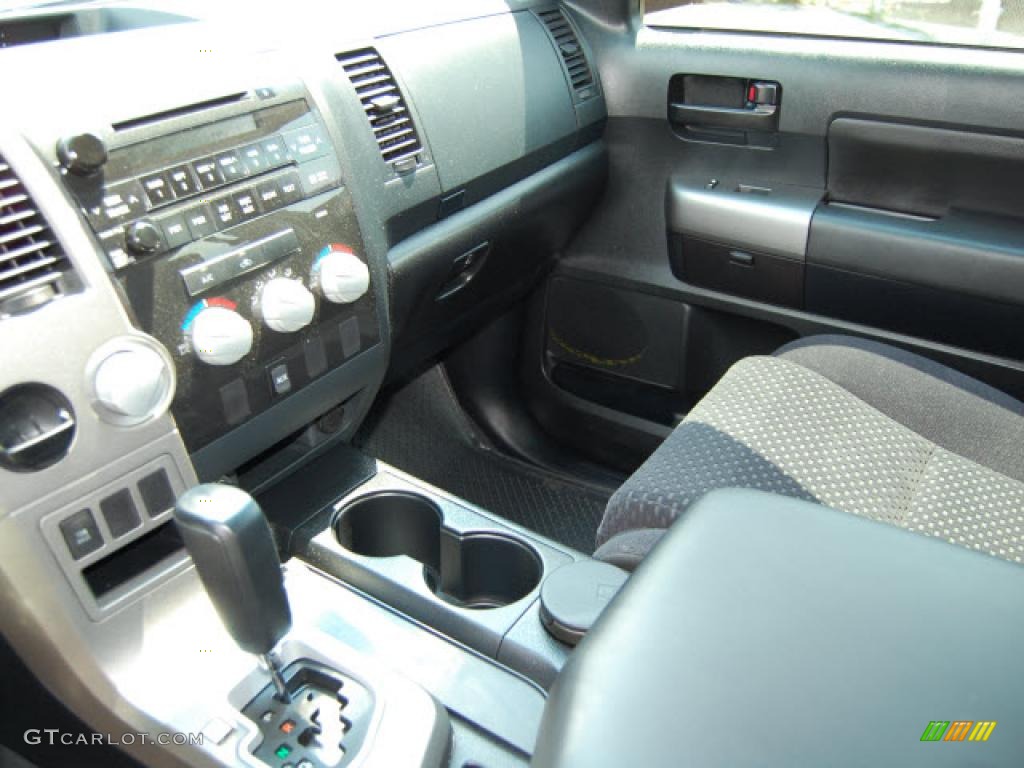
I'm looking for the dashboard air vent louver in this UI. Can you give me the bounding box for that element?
[537,7,595,97]
[0,154,75,317]
[336,48,423,172]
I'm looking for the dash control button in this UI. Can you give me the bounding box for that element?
[283,124,330,162]
[298,155,341,196]
[232,189,260,220]
[215,150,247,182]
[138,468,176,518]
[210,196,242,230]
[60,509,104,560]
[184,205,217,239]
[139,172,175,207]
[260,135,289,166]
[99,488,141,538]
[192,157,225,190]
[278,172,302,205]
[269,363,292,396]
[158,212,191,249]
[166,165,199,198]
[240,143,269,174]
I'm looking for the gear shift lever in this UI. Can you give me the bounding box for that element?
[175,483,292,701]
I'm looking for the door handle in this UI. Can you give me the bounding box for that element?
[669,102,778,131]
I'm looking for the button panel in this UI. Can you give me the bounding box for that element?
[42,454,189,620]
[66,101,340,269]
[179,227,301,297]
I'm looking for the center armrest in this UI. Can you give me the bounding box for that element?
[533,489,1024,767]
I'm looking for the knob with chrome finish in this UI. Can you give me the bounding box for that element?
[56,133,107,176]
[88,338,174,425]
[259,277,315,333]
[190,306,253,366]
[315,245,369,304]
[125,219,163,255]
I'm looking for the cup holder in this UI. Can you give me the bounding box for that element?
[335,491,442,569]
[334,492,543,610]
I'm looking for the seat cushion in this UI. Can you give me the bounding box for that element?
[596,336,1024,567]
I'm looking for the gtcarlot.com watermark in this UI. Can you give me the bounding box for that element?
[24,729,204,747]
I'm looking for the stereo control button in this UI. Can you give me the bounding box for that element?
[255,179,284,212]
[166,165,199,197]
[84,180,146,229]
[278,171,303,205]
[240,143,269,174]
[139,172,175,207]
[158,213,191,249]
[298,155,341,196]
[184,205,217,239]
[282,124,330,162]
[232,189,261,220]
[260,135,289,166]
[260,278,315,333]
[192,157,225,190]
[210,196,242,230]
[190,306,253,365]
[214,150,247,182]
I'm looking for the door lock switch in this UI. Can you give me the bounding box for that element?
[747,81,779,107]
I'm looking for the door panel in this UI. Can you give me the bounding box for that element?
[522,0,1024,470]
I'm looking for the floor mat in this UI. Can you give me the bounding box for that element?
[355,366,610,553]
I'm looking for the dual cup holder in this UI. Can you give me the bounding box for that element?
[334,492,543,610]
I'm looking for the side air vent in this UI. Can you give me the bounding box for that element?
[336,48,423,173]
[0,154,77,317]
[537,7,596,99]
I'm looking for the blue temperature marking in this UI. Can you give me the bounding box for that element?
[181,300,207,332]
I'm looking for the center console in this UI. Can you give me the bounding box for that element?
[58,84,382,478]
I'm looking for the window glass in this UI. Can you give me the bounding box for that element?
[644,0,1024,50]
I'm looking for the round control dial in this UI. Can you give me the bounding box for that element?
[316,245,369,304]
[125,220,163,255]
[87,337,175,426]
[260,277,316,333]
[190,306,253,366]
[56,133,107,176]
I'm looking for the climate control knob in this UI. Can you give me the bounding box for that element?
[316,245,369,304]
[260,277,315,333]
[190,306,253,366]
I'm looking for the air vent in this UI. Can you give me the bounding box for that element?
[0,154,76,317]
[337,48,423,172]
[537,7,596,98]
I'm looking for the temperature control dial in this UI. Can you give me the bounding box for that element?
[315,245,369,304]
[190,306,253,366]
[259,277,315,333]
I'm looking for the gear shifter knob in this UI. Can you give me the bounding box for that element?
[174,483,292,656]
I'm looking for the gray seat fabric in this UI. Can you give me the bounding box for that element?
[596,335,1024,568]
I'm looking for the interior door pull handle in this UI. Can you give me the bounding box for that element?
[669,102,778,131]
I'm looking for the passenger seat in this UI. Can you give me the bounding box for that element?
[595,335,1024,569]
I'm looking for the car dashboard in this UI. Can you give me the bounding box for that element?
[0,2,606,766]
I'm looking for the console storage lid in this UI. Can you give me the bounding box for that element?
[533,489,1024,767]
